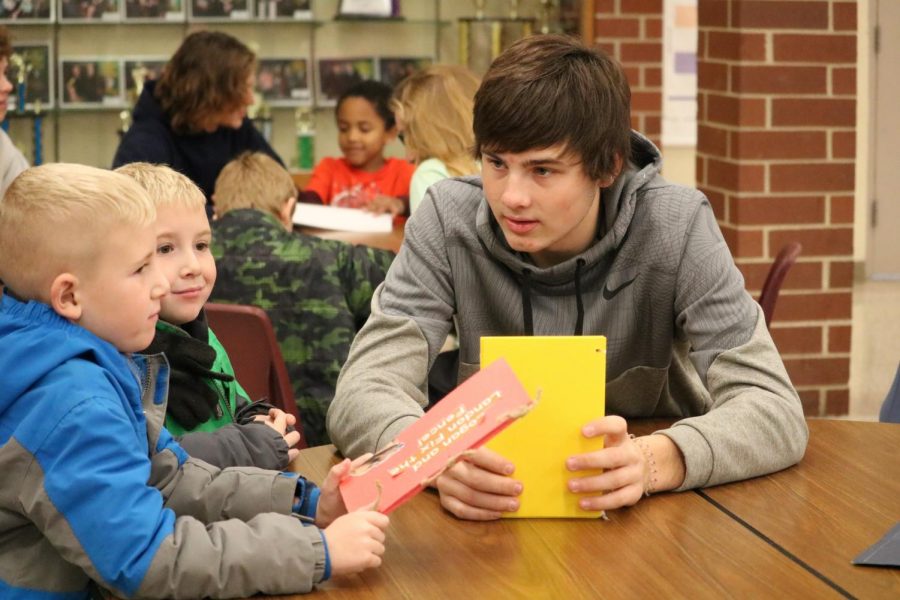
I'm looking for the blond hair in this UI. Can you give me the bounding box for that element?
[213,152,296,218]
[391,64,480,177]
[115,162,206,210]
[0,164,155,300]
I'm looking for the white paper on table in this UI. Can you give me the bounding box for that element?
[292,203,392,233]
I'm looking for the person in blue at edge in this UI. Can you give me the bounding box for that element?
[112,30,282,217]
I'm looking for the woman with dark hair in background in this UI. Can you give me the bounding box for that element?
[112,30,283,215]
[0,26,29,197]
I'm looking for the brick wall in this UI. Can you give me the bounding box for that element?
[696,0,857,415]
[593,0,664,146]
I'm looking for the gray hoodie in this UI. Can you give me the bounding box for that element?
[327,133,808,490]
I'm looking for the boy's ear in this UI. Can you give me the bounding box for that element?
[599,155,624,188]
[50,273,82,321]
[280,196,298,231]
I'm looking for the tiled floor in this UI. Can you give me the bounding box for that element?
[848,278,900,419]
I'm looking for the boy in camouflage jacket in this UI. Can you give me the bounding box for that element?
[210,152,394,446]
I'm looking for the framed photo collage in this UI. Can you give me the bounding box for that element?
[7,45,432,112]
[0,0,313,22]
[3,1,433,111]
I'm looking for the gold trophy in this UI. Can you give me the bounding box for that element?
[120,63,149,137]
[459,0,535,76]
[130,63,149,104]
[538,0,556,34]
[9,52,31,112]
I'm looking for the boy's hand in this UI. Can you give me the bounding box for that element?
[255,408,302,462]
[322,511,389,577]
[564,415,647,511]
[435,446,522,521]
[566,416,686,510]
[366,194,405,216]
[315,454,373,527]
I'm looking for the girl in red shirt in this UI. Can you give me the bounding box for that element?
[303,80,415,215]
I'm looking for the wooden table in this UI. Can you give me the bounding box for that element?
[702,419,900,598]
[291,171,313,190]
[295,223,404,254]
[259,419,899,599]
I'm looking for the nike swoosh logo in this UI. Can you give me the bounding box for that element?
[602,275,638,300]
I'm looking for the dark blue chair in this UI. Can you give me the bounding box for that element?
[879,363,900,423]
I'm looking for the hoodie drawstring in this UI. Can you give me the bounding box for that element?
[520,268,534,335]
[574,258,586,335]
[519,259,587,336]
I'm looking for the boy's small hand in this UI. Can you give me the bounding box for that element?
[366,194,405,216]
[256,408,302,462]
[315,454,373,527]
[435,446,522,521]
[322,511,389,577]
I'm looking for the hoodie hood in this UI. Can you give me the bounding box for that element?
[467,131,665,334]
[0,293,141,422]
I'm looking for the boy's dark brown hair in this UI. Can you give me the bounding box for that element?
[155,31,255,134]
[473,34,632,183]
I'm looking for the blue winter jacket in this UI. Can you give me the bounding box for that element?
[0,294,328,599]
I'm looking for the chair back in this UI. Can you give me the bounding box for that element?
[204,303,302,431]
[758,242,802,327]
[880,363,900,423]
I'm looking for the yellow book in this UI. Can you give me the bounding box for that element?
[482,336,606,518]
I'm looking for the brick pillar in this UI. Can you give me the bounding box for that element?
[696,0,856,416]
[593,0,664,147]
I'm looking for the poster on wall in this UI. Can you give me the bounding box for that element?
[662,0,697,147]
[254,0,311,20]
[336,0,394,19]
[188,0,249,20]
[257,58,311,105]
[316,56,375,106]
[124,0,184,21]
[7,43,54,111]
[59,0,122,21]
[59,58,124,108]
[377,56,431,89]
[0,0,53,21]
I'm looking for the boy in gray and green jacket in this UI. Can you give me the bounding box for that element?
[118,162,303,469]
[327,35,808,521]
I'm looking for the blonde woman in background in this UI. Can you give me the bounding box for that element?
[392,64,480,213]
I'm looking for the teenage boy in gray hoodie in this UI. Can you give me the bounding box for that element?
[327,34,808,520]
